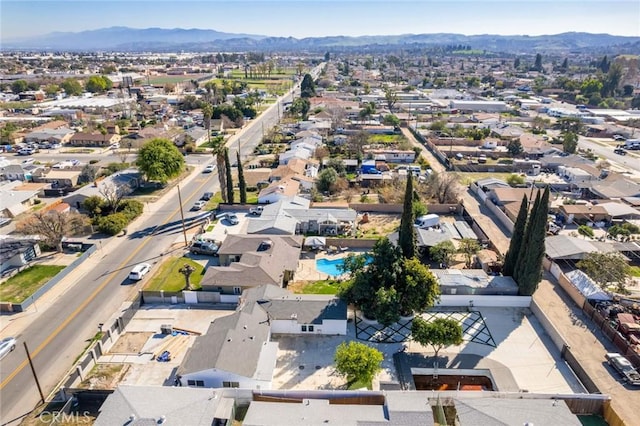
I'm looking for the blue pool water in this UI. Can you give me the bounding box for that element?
[316,256,373,276]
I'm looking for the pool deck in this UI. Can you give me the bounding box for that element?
[296,249,369,281]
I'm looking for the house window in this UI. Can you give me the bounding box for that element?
[223,381,239,388]
[233,287,242,295]
[301,325,307,332]
[187,380,205,387]
[301,325,314,332]
[308,325,314,332]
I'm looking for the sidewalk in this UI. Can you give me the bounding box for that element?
[0,162,207,339]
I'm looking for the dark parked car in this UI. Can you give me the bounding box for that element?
[200,192,214,201]
[614,148,627,155]
[190,241,219,256]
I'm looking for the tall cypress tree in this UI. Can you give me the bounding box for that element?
[518,186,549,296]
[237,151,247,204]
[503,195,528,276]
[224,148,234,204]
[514,191,540,284]
[398,173,416,259]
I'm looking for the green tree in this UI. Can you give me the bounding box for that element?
[136,138,185,184]
[533,53,543,72]
[340,238,439,326]
[44,84,60,96]
[85,75,113,93]
[383,84,398,111]
[334,341,383,385]
[577,252,630,293]
[430,241,456,267]
[316,167,339,193]
[578,225,594,239]
[61,78,83,96]
[623,85,634,97]
[398,173,416,259]
[383,114,400,127]
[224,148,234,204]
[513,187,549,295]
[506,174,525,187]
[237,151,247,204]
[290,97,310,118]
[324,51,331,62]
[11,80,28,94]
[458,238,481,268]
[562,131,578,154]
[513,57,521,69]
[561,58,569,71]
[503,196,528,276]
[300,73,316,98]
[506,139,523,156]
[210,137,228,203]
[411,317,463,358]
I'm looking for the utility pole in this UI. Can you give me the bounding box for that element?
[24,342,45,404]
[237,138,242,161]
[176,184,188,246]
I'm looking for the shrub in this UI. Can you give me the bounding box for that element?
[119,199,144,221]
[89,159,100,164]
[97,213,128,235]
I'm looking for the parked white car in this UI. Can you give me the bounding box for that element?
[0,337,17,360]
[192,200,207,211]
[128,263,151,281]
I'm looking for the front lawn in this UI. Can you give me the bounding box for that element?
[205,190,259,209]
[0,265,66,303]
[144,257,205,292]
[629,266,640,277]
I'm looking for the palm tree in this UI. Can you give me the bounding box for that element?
[211,137,228,203]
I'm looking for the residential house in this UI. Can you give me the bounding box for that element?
[0,237,41,274]
[94,386,234,426]
[33,169,81,188]
[200,234,303,296]
[587,175,640,199]
[69,132,120,147]
[247,196,357,236]
[278,148,313,166]
[257,177,300,204]
[177,126,208,147]
[63,169,140,210]
[557,204,607,224]
[545,235,618,261]
[24,127,75,145]
[0,180,39,217]
[365,149,416,163]
[0,164,27,182]
[178,307,277,389]
[178,284,347,390]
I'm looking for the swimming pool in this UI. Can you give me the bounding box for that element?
[316,256,373,276]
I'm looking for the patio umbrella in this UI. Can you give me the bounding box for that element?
[304,236,326,248]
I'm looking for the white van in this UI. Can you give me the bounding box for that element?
[414,214,440,229]
[128,263,151,281]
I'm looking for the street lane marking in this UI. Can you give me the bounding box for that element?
[0,176,213,390]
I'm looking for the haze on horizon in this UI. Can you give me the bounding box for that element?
[1,0,639,40]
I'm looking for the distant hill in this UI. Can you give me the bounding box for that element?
[3,27,640,54]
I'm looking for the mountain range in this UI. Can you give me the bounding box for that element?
[4,26,640,54]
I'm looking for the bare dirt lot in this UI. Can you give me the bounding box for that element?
[357,213,400,238]
[78,364,129,390]
[108,332,154,354]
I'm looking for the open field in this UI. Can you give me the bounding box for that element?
[0,265,66,303]
[147,74,203,85]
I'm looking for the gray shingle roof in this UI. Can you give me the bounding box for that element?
[94,385,232,426]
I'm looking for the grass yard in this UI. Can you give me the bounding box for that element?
[368,134,407,144]
[144,257,205,292]
[147,74,203,85]
[0,265,66,303]
[629,266,640,277]
[205,190,259,209]
[291,279,346,295]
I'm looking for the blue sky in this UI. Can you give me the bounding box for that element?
[2,0,639,39]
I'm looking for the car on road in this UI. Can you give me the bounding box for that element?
[128,263,151,281]
[17,148,34,156]
[605,352,640,385]
[203,164,216,173]
[613,135,626,141]
[192,200,207,211]
[200,192,214,201]
[248,206,263,216]
[227,214,239,225]
[0,337,16,360]
[614,148,627,155]
[21,158,35,165]
[189,241,219,256]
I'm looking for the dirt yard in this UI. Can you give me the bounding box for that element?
[357,213,400,238]
[78,364,129,390]
[108,332,154,354]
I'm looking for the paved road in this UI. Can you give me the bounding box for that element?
[579,136,640,175]
[0,166,219,425]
